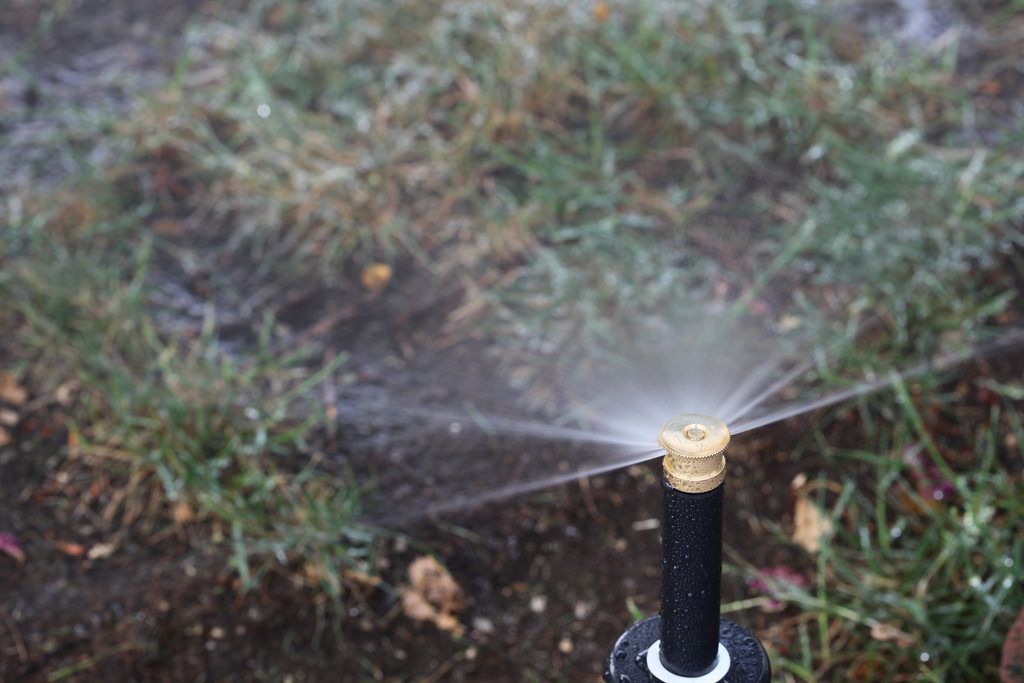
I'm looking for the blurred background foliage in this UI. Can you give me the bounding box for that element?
[1,0,1022,680]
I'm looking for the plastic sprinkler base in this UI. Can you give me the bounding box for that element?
[604,616,770,683]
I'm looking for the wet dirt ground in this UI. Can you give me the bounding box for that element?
[0,375,806,683]
[8,242,1017,681]
[2,2,1022,682]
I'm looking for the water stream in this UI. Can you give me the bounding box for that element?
[357,320,1024,526]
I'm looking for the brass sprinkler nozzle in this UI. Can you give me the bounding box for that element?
[659,414,730,493]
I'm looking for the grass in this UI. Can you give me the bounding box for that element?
[114,0,1023,394]
[731,372,1023,681]
[1,0,1023,679]
[0,196,371,595]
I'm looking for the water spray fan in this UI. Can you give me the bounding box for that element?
[604,414,771,683]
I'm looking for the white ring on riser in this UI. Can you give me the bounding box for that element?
[646,641,731,683]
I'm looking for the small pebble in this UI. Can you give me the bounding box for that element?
[574,601,594,620]
[473,617,495,634]
[529,595,547,614]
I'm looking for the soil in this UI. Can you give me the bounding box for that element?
[8,301,1014,683]
[1,3,1020,682]
[0,372,806,683]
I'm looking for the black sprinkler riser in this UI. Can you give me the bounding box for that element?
[660,480,723,676]
[604,414,770,683]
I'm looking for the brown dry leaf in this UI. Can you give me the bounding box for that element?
[896,486,937,515]
[434,612,463,634]
[67,431,81,457]
[264,2,290,29]
[54,541,86,557]
[172,502,195,524]
[343,568,381,588]
[54,380,78,406]
[0,426,10,447]
[152,218,186,237]
[402,555,465,635]
[979,79,1003,96]
[869,621,916,648]
[792,495,832,554]
[48,196,96,239]
[401,590,437,622]
[0,372,27,405]
[594,1,610,22]
[1002,607,1024,683]
[848,655,882,680]
[360,263,393,292]
[408,555,464,613]
[303,561,323,583]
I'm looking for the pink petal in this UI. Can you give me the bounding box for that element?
[0,532,25,563]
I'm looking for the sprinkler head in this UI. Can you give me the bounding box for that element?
[659,414,730,493]
[606,413,770,683]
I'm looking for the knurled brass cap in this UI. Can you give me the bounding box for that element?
[659,414,730,493]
